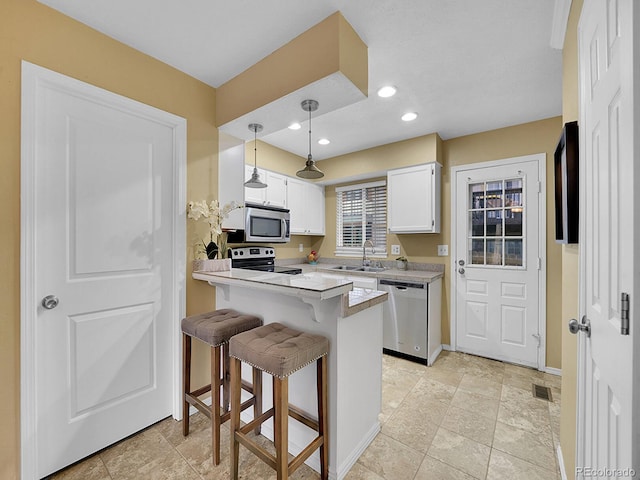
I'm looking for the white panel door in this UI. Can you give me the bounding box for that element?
[454,157,543,368]
[576,0,637,475]
[22,63,185,478]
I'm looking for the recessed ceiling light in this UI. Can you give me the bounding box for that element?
[288,122,301,130]
[318,138,330,145]
[401,112,418,122]
[377,86,397,98]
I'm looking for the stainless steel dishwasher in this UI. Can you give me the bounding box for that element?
[379,278,429,364]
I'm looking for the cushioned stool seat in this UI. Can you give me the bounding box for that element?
[181,309,262,466]
[182,309,263,346]
[229,322,330,378]
[229,322,329,480]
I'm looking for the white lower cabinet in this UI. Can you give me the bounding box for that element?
[388,162,441,233]
[288,177,325,235]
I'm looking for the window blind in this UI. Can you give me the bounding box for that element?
[336,181,387,255]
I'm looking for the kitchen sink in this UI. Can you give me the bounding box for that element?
[331,265,364,271]
[361,266,386,272]
[331,265,387,273]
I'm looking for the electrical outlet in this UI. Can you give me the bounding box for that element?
[437,245,448,256]
[299,243,304,252]
[391,244,401,255]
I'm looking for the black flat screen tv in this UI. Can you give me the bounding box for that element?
[554,121,579,244]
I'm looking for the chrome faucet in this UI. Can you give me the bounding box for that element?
[362,239,375,266]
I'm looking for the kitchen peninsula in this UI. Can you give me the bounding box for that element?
[192,269,387,480]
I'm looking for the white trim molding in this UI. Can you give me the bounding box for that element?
[545,366,562,376]
[557,445,568,480]
[550,0,573,49]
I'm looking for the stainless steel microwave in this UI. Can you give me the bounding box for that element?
[242,203,290,243]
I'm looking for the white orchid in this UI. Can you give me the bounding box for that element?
[187,199,243,259]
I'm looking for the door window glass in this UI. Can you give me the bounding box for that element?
[468,179,524,267]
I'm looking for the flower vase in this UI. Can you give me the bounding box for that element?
[192,258,231,272]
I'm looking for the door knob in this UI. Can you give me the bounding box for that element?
[41,295,59,310]
[568,316,591,337]
[458,259,465,266]
[458,267,465,274]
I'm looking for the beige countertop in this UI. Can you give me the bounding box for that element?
[192,268,387,317]
[286,263,444,283]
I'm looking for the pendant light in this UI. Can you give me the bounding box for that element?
[244,123,267,188]
[296,99,324,179]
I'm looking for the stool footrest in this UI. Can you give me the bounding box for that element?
[288,405,320,432]
[239,408,275,435]
[185,395,213,420]
[289,435,324,474]
[241,379,255,394]
[190,384,212,398]
[185,381,257,422]
[235,431,277,470]
[221,396,257,424]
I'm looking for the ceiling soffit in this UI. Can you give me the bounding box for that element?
[217,11,368,141]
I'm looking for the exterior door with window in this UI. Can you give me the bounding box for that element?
[453,156,543,368]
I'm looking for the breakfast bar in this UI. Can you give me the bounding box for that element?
[192,269,387,480]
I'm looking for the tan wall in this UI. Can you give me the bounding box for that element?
[0,1,220,477]
[318,133,441,182]
[316,118,563,368]
[559,0,584,476]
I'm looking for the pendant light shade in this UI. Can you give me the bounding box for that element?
[296,99,324,179]
[245,123,267,189]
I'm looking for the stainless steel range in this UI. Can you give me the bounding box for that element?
[229,246,302,275]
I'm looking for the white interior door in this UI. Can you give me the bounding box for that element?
[21,62,186,478]
[453,156,544,368]
[576,0,637,474]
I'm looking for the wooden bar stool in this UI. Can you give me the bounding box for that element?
[181,309,263,465]
[229,322,329,480]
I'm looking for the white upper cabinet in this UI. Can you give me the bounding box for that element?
[288,177,325,235]
[244,164,267,205]
[387,162,441,233]
[244,166,288,209]
[307,182,325,235]
[264,171,288,208]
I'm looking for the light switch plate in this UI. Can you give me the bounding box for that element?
[437,245,448,256]
[391,244,401,255]
[299,243,304,252]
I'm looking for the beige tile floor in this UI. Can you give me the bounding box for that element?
[49,351,562,480]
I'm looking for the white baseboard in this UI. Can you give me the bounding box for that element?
[429,345,443,365]
[442,344,453,351]
[557,444,568,480]
[335,422,380,480]
[545,366,562,376]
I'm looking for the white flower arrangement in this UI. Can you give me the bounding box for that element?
[187,199,243,259]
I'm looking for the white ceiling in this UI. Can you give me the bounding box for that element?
[38,0,563,161]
